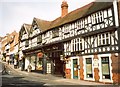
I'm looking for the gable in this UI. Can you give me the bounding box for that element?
[30,19,40,34]
[19,25,27,40]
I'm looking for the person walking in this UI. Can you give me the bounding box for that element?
[2,64,8,74]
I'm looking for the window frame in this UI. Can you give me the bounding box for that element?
[52,28,59,38]
[98,32,110,46]
[25,40,29,47]
[37,35,42,44]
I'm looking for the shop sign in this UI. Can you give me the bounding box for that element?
[93,59,99,68]
[37,52,43,58]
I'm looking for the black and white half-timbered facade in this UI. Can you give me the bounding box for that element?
[19,23,31,70]
[19,0,120,84]
[61,0,120,83]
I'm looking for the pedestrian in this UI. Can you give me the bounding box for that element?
[14,59,17,69]
[7,60,9,65]
[2,65,7,74]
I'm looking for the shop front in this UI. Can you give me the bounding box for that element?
[65,56,80,79]
[23,50,43,73]
[43,43,64,76]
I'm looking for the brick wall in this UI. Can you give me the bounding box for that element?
[111,53,120,84]
[79,56,84,80]
[65,68,71,79]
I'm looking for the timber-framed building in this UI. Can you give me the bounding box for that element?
[19,0,120,84]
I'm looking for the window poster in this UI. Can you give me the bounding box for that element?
[102,64,109,75]
[86,64,92,74]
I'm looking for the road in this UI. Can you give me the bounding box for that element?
[0,62,114,87]
[0,62,84,87]
[1,63,46,87]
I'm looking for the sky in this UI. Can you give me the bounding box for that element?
[0,0,95,37]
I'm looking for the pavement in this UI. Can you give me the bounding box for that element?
[1,61,117,86]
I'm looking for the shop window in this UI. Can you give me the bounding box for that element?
[101,57,110,79]
[36,58,43,70]
[86,58,93,78]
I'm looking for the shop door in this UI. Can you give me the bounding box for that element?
[73,59,78,79]
[47,63,51,74]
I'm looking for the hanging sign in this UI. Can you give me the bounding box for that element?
[37,52,43,58]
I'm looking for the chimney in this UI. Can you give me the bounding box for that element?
[61,0,68,17]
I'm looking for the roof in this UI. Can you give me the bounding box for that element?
[23,23,31,33]
[19,23,31,40]
[33,18,51,31]
[49,1,113,29]
[33,1,113,33]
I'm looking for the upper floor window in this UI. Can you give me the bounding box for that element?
[72,38,83,52]
[98,32,110,46]
[64,25,70,35]
[37,35,42,44]
[25,40,29,47]
[91,11,104,25]
[52,29,59,38]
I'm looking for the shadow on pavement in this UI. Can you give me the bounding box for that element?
[2,75,45,87]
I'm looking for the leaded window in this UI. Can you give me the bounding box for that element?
[71,38,83,52]
[98,32,110,46]
[52,29,59,38]
[25,40,29,47]
[37,35,42,43]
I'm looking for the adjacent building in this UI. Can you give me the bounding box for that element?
[18,24,31,70]
[18,0,120,84]
[1,31,19,64]
[0,36,3,60]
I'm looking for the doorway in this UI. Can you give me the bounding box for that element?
[73,59,78,79]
